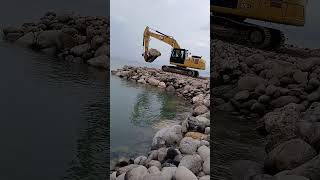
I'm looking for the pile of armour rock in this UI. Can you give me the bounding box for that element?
[212,40,320,180]
[110,66,211,180]
[2,11,109,69]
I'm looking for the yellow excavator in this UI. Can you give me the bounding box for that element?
[142,26,206,77]
[211,0,307,49]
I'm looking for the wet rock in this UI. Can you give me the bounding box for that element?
[264,138,317,173]
[152,125,183,150]
[87,55,108,69]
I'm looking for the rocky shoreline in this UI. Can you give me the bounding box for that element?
[212,40,320,180]
[110,66,210,180]
[1,11,109,70]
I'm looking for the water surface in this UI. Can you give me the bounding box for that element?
[0,41,108,180]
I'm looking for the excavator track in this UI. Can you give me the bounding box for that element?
[211,15,285,50]
[162,65,199,78]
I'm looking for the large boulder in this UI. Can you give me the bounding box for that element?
[296,122,320,151]
[288,154,320,180]
[270,96,300,108]
[193,105,209,116]
[36,30,76,50]
[175,166,197,180]
[303,102,320,123]
[238,75,267,91]
[152,125,183,150]
[125,165,148,180]
[179,137,201,154]
[70,43,90,56]
[87,55,108,69]
[179,154,203,174]
[15,32,36,47]
[264,138,317,173]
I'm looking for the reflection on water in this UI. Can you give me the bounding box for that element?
[211,112,266,180]
[110,75,190,167]
[0,41,108,180]
[62,99,108,180]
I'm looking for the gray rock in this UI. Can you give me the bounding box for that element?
[142,174,167,180]
[134,156,147,165]
[200,140,210,146]
[175,166,198,180]
[152,125,183,150]
[251,102,265,114]
[157,148,167,162]
[111,171,117,180]
[203,156,210,175]
[147,160,162,170]
[231,160,264,180]
[116,173,126,180]
[245,54,265,66]
[270,96,300,108]
[309,78,320,88]
[15,32,36,47]
[95,44,109,57]
[273,175,310,180]
[148,77,160,86]
[70,43,90,56]
[197,145,210,160]
[161,167,177,180]
[199,175,210,180]
[204,127,210,135]
[287,154,320,180]
[179,137,201,154]
[87,55,108,69]
[117,164,139,176]
[264,138,317,173]
[36,30,76,49]
[192,94,205,105]
[234,90,250,101]
[238,75,267,91]
[296,122,320,151]
[266,85,278,96]
[125,165,148,180]
[293,70,308,84]
[258,95,271,104]
[193,105,209,116]
[148,166,161,174]
[166,85,175,92]
[303,102,320,123]
[179,154,202,174]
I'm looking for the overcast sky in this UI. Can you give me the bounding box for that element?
[110,0,210,75]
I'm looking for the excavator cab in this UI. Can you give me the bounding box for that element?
[170,48,187,64]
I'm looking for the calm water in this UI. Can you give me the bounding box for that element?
[0,41,108,180]
[211,112,266,180]
[110,74,191,168]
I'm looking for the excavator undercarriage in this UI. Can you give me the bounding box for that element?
[211,15,285,49]
[161,65,199,77]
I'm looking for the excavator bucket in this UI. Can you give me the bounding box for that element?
[144,48,161,62]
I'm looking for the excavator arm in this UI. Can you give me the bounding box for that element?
[143,26,180,62]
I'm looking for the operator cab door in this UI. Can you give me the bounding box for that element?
[170,48,187,64]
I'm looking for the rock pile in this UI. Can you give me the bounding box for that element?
[212,40,320,179]
[111,66,210,180]
[2,11,109,69]
[212,40,320,117]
